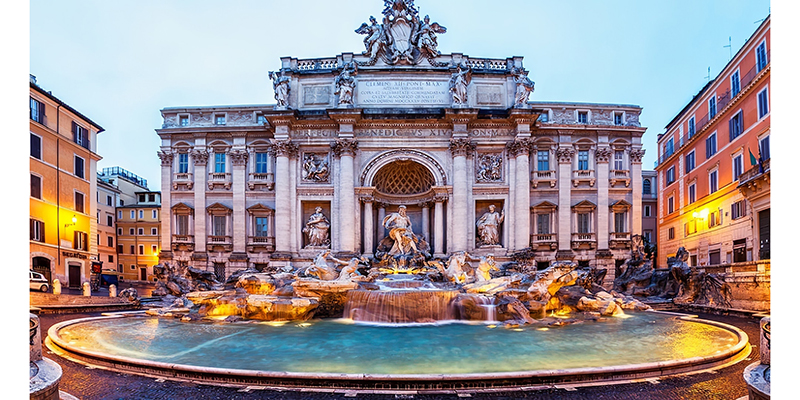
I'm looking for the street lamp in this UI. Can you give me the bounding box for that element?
[64,215,77,228]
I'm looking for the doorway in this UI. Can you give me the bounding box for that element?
[140,267,147,281]
[68,263,81,288]
[758,209,770,260]
[32,257,51,284]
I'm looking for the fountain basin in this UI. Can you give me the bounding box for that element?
[46,311,750,392]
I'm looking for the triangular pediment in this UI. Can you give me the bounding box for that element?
[532,201,558,210]
[572,200,596,210]
[206,202,232,214]
[171,202,194,214]
[247,203,275,215]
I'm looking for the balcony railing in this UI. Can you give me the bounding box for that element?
[247,236,276,252]
[609,170,631,187]
[571,232,596,249]
[208,235,232,244]
[531,170,556,188]
[207,235,233,252]
[530,233,557,250]
[208,172,232,190]
[173,173,193,190]
[655,50,769,168]
[171,234,194,251]
[572,170,595,187]
[738,158,770,185]
[248,172,275,190]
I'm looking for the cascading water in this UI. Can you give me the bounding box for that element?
[344,289,460,323]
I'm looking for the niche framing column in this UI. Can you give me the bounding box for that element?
[449,138,475,253]
[556,145,576,258]
[273,140,297,255]
[332,138,359,254]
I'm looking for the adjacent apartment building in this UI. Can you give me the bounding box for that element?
[30,75,104,288]
[641,170,657,253]
[97,177,121,273]
[655,16,770,267]
[99,167,161,282]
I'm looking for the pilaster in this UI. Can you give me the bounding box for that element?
[595,146,611,250]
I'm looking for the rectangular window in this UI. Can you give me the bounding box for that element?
[685,220,697,236]
[138,245,144,255]
[614,150,624,170]
[31,174,42,199]
[668,196,674,214]
[152,210,158,219]
[614,212,626,233]
[118,264,123,273]
[577,213,590,233]
[643,230,652,243]
[666,166,675,185]
[578,151,589,170]
[74,231,87,251]
[257,115,267,125]
[180,116,189,126]
[130,210,135,219]
[760,135,770,161]
[138,210,144,219]
[537,150,550,171]
[30,219,45,242]
[710,170,718,193]
[107,236,113,247]
[117,228,122,236]
[732,200,747,220]
[255,152,269,173]
[138,194,146,203]
[215,115,226,125]
[149,194,156,202]
[706,133,717,159]
[758,88,769,119]
[709,249,721,265]
[577,111,588,124]
[644,205,651,217]
[709,210,720,228]
[733,154,743,181]
[129,228,135,235]
[664,138,674,157]
[31,133,42,159]
[107,215,113,226]
[668,227,675,240]
[151,228,158,235]
[74,156,85,179]
[614,112,623,125]
[118,210,123,220]
[72,122,90,150]
[74,192,84,213]
[536,213,551,234]
[117,244,123,254]
[130,245,135,254]
[731,70,741,96]
[213,215,226,236]
[106,195,112,206]
[176,215,189,235]
[255,217,269,237]
[152,245,158,254]
[688,183,696,204]
[688,117,696,138]
[108,255,114,263]
[729,111,744,141]
[685,151,695,172]
[708,96,716,119]
[138,228,144,236]
[30,97,44,123]
[178,153,189,173]
[215,153,226,173]
[756,41,768,71]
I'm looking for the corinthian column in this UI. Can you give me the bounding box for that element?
[362,196,374,257]
[333,139,359,253]
[157,150,174,257]
[508,139,532,251]
[273,140,297,253]
[449,138,474,252]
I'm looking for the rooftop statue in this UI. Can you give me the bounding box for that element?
[334,62,358,107]
[513,67,536,108]
[413,15,446,60]
[449,65,472,106]
[269,70,291,110]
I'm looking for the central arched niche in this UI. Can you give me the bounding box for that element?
[372,160,435,196]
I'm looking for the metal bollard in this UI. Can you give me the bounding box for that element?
[52,279,61,295]
[83,281,91,296]
[109,284,117,297]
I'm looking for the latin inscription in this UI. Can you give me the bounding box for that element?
[356,129,450,138]
[357,80,450,106]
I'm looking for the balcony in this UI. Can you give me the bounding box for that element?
[571,233,596,250]
[172,172,193,190]
[171,234,194,252]
[530,233,557,250]
[207,235,233,252]
[207,172,232,190]
[248,172,275,191]
[247,236,276,253]
[531,170,556,188]
[609,170,631,188]
[609,232,631,249]
[572,170,595,187]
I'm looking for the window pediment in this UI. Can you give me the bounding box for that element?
[572,200,596,211]
[207,202,232,215]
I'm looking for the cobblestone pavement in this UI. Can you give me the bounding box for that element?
[39,311,762,400]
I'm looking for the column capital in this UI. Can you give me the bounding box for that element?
[449,138,475,157]
[506,138,532,157]
[556,146,575,164]
[630,148,646,163]
[229,149,249,166]
[157,150,174,166]
[191,149,209,166]
[594,147,612,164]
[272,140,298,158]
[331,138,359,157]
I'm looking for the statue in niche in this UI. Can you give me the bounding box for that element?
[412,15,446,59]
[476,205,505,246]
[513,68,535,108]
[303,207,330,248]
[449,65,472,106]
[269,70,291,109]
[334,62,358,107]
[382,205,418,255]
[302,154,330,182]
[355,16,387,63]
[476,154,502,182]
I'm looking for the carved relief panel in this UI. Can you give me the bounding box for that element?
[301,152,331,183]
[475,153,503,183]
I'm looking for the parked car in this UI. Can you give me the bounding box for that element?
[30,271,49,292]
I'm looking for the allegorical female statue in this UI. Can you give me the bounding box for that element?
[269,70,291,109]
[335,62,358,107]
[449,65,471,106]
[303,207,330,247]
[476,204,504,246]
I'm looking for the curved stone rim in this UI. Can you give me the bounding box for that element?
[46,311,751,392]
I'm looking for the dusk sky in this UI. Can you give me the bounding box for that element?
[26,0,772,190]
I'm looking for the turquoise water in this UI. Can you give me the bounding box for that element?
[56,312,739,375]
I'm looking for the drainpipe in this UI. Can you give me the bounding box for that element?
[56,104,62,271]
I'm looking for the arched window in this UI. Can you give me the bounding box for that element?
[642,179,651,195]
